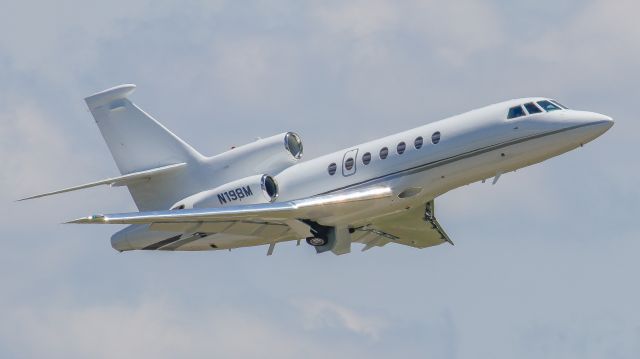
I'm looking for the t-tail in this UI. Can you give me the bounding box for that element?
[19,85,206,211]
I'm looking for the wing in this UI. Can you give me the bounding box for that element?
[352,201,453,251]
[69,186,392,225]
[70,186,393,252]
[70,187,453,254]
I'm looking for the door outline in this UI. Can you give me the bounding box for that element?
[342,148,359,177]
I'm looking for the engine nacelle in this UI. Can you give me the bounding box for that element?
[171,174,278,210]
[212,132,303,176]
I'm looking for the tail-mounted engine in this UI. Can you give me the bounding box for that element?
[213,132,303,176]
[171,174,278,210]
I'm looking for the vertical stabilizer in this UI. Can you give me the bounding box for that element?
[85,84,205,210]
[85,84,204,174]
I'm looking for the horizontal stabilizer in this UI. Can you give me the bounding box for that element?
[18,163,186,201]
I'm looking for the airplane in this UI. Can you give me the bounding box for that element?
[20,84,614,255]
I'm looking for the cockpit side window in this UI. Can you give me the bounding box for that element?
[524,102,542,114]
[507,105,526,119]
[537,100,561,112]
[550,99,569,109]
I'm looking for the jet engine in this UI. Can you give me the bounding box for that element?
[171,174,278,210]
[212,132,303,176]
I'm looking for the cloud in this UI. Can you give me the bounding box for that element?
[404,0,505,64]
[0,1,639,358]
[0,297,392,359]
[293,298,387,340]
[519,0,640,87]
[0,299,305,359]
[0,102,71,196]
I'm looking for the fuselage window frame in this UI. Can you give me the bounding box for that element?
[397,141,406,155]
[414,136,423,149]
[362,152,372,165]
[328,163,337,176]
[524,102,542,115]
[537,100,561,112]
[507,105,526,119]
[344,157,355,171]
[379,147,389,159]
[550,99,569,109]
[431,131,441,144]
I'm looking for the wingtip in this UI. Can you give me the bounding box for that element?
[66,215,106,224]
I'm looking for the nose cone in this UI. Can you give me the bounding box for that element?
[568,111,613,146]
[589,112,614,137]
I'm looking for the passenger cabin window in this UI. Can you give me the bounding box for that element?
[379,147,389,159]
[507,106,526,119]
[432,131,441,144]
[328,163,337,175]
[362,152,371,165]
[414,136,423,149]
[537,100,561,112]
[524,102,542,114]
[397,142,406,154]
[344,157,355,171]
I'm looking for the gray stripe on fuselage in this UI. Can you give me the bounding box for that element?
[319,121,604,195]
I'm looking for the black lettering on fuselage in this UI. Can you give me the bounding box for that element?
[216,186,254,205]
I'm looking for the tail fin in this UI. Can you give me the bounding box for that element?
[85,84,204,175]
[85,85,205,210]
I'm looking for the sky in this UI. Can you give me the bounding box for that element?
[0,0,638,357]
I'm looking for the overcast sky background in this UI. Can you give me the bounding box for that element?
[1,0,638,357]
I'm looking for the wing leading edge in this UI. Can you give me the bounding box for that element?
[69,186,393,225]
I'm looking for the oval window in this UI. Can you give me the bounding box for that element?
[328,163,337,175]
[379,147,389,159]
[362,152,371,165]
[344,157,354,171]
[414,136,423,149]
[397,142,406,154]
[432,131,441,144]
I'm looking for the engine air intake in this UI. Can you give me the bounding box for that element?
[261,175,279,202]
[285,132,303,159]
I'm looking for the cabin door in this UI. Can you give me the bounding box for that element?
[342,149,358,177]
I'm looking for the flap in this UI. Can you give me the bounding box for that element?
[356,201,453,251]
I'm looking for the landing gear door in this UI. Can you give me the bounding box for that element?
[342,149,358,177]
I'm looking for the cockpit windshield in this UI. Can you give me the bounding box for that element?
[550,99,569,109]
[507,99,568,119]
[507,105,526,119]
[536,100,561,112]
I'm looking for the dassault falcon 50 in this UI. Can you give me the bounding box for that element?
[21,85,613,255]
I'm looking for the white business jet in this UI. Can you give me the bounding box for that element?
[21,85,613,255]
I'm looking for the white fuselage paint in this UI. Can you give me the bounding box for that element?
[112,97,613,251]
[273,98,612,226]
